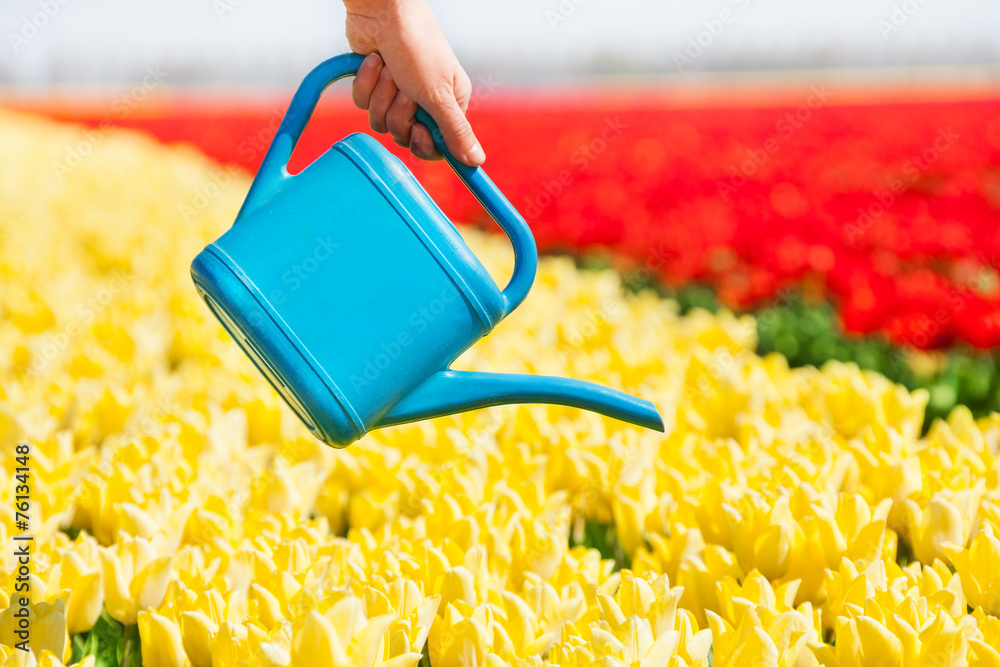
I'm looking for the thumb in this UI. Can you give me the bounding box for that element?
[428,96,485,167]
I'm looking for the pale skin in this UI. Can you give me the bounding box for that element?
[343,0,485,167]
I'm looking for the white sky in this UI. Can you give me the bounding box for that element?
[0,0,997,84]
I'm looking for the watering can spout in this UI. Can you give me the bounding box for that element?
[377,370,665,432]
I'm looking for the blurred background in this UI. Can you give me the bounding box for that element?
[1,0,999,83]
[2,0,1000,426]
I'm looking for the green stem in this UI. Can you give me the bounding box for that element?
[121,624,134,667]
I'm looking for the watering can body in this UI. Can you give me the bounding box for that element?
[191,53,664,448]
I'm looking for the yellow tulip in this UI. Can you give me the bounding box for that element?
[0,599,70,663]
[35,652,95,667]
[707,587,819,667]
[428,604,493,667]
[290,596,396,667]
[916,615,967,667]
[376,579,439,654]
[292,611,347,665]
[943,523,1000,616]
[510,516,568,587]
[671,544,742,626]
[210,621,249,667]
[437,566,478,610]
[545,572,710,667]
[970,639,1000,667]
[248,621,293,667]
[715,571,799,626]
[56,550,103,634]
[905,494,966,565]
[632,524,705,584]
[139,611,190,667]
[728,494,802,580]
[180,611,218,667]
[98,537,173,625]
[376,656,424,667]
[835,614,902,667]
[9,109,1000,667]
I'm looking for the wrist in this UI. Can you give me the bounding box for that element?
[342,0,409,19]
[344,0,418,52]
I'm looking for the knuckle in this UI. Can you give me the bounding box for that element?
[387,116,411,142]
[346,35,367,54]
[369,113,388,134]
[449,120,475,144]
[387,108,411,131]
[411,135,433,160]
[351,85,369,110]
[344,17,379,52]
[387,95,414,122]
[454,72,473,99]
[424,82,457,108]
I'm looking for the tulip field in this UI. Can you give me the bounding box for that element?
[2,93,1000,667]
[45,90,1000,425]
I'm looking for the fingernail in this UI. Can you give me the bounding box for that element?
[362,53,381,69]
[469,142,485,165]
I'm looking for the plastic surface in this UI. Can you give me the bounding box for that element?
[413,107,536,317]
[380,371,665,432]
[191,53,664,448]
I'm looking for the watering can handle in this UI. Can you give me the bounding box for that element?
[411,108,536,317]
[247,52,536,319]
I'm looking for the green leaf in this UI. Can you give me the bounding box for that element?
[569,519,631,572]
[61,526,83,541]
[116,625,142,667]
[896,536,916,568]
[68,608,140,667]
[125,627,143,667]
[70,631,99,664]
[94,645,121,667]
[92,609,124,644]
[710,284,1000,434]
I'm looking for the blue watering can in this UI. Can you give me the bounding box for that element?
[191,53,664,448]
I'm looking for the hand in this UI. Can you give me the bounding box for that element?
[344,0,485,166]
